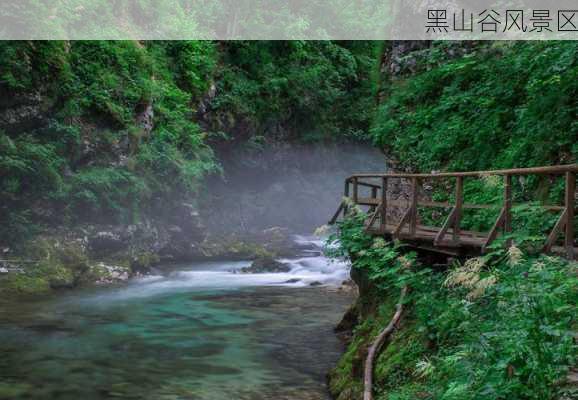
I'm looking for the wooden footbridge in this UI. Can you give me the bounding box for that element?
[329,164,577,259]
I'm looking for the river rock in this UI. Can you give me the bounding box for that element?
[240,257,291,273]
[92,262,131,285]
[337,279,358,294]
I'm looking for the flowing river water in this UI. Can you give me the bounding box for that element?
[0,236,353,400]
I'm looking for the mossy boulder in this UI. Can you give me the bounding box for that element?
[129,251,160,274]
[87,262,131,284]
[199,235,279,260]
[240,256,291,273]
[47,264,75,289]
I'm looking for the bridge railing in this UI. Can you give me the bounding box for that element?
[329,164,578,259]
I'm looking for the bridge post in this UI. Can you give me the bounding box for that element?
[409,177,418,237]
[504,174,512,246]
[380,177,387,232]
[565,171,576,259]
[453,176,463,242]
[370,187,378,213]
[352,177,359,206]
[344,178,350,216]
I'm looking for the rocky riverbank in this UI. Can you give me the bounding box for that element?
[0,217,304,296]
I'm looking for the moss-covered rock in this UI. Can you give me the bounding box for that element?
[87,262,131,284]
[240,256,291,273]
[198,235,278,260]
[129,251,160,274]
[0,233,144,295]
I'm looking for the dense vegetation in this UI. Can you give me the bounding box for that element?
[326,41,577,400]
[329,212,577,400]
[372,41,578,172]
[372,41,578,234]
[0,39,576,395]
[3,41,576,247]
[0,40,378,246]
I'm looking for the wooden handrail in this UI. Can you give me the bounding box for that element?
[334,164,577,260]
[345,178,381,189]
[349,164,578,179]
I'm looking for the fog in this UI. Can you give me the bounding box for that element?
[201,142,388,235]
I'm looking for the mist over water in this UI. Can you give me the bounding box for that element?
[202,142,387,234]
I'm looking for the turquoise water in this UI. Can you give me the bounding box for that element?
[0,239,353,400]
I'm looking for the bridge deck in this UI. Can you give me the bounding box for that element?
[329,164,578,259]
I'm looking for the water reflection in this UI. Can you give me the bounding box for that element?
[0,237,353,400]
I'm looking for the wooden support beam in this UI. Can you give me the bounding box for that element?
[365,208,380,231]
[543,209,567,253]
[504,175,512,246]
[352,177,359,205]
[434,207,457,245]
[393,207,412,237]
[380,177,387,231]
[369,187,378,212]
[565,172,576,259]
[453,176,463,242]
[329,201,345,225]
[344,179,350,216]
[483,207,506,253]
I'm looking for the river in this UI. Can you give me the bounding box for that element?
[0,236,353,400]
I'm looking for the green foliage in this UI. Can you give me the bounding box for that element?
[0,40,224,243]
[0,132,64,198]
[0,40,376,246]
[0,239,90,295]
[369,42,577,235]
[162,41,217,96]
[213,41,378,141]
[62,167,149,223]
[372,42,578,172]
[329,216,577,400]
